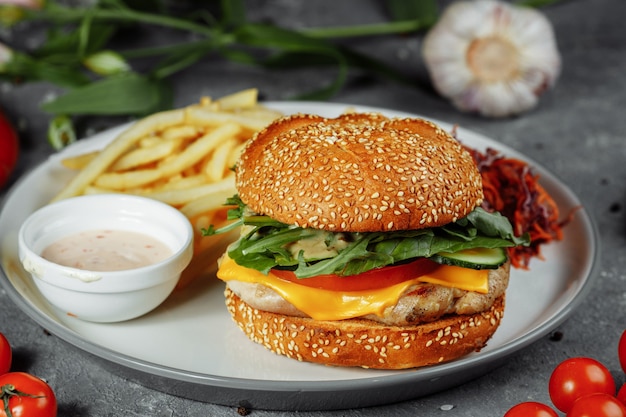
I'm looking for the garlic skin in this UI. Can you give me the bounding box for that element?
[422,0,561,118]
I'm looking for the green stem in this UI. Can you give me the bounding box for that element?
[202,218,243,237]
[301,19,431,39]
[119,38,227,59]
[25,5,218,38]
[2,384,44,417]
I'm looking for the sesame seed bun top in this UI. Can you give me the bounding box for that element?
[236,112,484,232]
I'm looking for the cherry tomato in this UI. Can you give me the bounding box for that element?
[271,257,440,291]
[0,372,57,417]
[504,401,558,417]
[619,330,626,374]
[549,357,616,413]
[0,333,11,375]
[617,384,626,407]
[567,393,626,417]
[0,110,19,189]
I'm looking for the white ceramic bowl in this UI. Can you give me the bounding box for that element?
[18,194,194,323]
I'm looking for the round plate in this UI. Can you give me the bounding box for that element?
[0,102,598,410]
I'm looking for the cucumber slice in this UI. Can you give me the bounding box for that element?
[429,247,507,270]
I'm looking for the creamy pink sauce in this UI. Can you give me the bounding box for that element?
[41,229,172,271]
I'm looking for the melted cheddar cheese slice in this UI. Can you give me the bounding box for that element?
[217,255,489,321]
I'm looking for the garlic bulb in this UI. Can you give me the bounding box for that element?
[422,0,561,118]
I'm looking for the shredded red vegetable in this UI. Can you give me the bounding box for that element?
[464,146,575,269]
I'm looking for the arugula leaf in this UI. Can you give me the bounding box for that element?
[293,236,386,278]
[463,207,529,245]
[206,196,530,278]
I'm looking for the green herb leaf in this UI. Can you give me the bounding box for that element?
[386,0,438,26]
[41,73,169,115]
[35,24,116,58]
[1,52,89,87]
[233,23,348,100]
[209,198,530,278]
[462,207,530,245]
[235,23,334,50]
[220,0,247,28]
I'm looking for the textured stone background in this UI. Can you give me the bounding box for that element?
[1,1,625,415]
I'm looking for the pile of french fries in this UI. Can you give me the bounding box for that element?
[52,89,283,288]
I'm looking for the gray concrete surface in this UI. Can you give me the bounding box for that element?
[1,0,625,415]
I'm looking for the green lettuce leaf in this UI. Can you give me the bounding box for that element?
[204,196,530,278]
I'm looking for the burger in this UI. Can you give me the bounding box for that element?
[206,112,528,369]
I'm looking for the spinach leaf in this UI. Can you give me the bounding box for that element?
[204,195,530,278]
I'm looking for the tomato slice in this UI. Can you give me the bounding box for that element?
[270,258,440,292]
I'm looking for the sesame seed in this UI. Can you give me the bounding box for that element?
[235,112,483,232]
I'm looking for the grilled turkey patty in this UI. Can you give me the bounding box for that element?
[225,261,509,326]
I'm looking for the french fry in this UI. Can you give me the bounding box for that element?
[138,136,160,148]
[93,169,163,190]
[158,123,241,178]
[142,175,235,206]
[156,174,208,192]
[204,137,236,182]
[184,106,282,131]
[179,184,237,218]
[227,142,247,168]
[215,88,259,110]
[177,227,238,289]
[82,185,116,195]
[52,108,186,201]
[60,151,99,170]
[52,90,283,288]
[160,125,199,142]
[110,139,182,171]
[86,124,239,190]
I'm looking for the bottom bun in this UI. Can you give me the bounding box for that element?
[224,287,505,369]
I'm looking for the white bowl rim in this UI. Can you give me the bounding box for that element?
[18,194,194,291]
